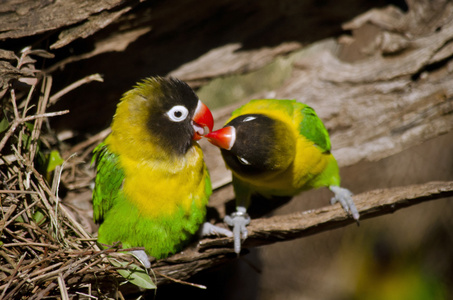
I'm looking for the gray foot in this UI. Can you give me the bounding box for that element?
[224,206,251,254]
[329,186,360,221]
[199,222,233,238]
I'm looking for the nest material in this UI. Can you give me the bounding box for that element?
[0,48,139,299]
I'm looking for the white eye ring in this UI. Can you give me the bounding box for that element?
[166,105,189,122]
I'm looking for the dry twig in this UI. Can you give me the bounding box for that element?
[0,50,129,299]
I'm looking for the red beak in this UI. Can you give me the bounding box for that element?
[205,126,236,150]
[192,100,214,140]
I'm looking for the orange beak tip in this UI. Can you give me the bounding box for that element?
[204,126,236,150]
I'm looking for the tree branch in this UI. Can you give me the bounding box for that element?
[151,181,453,285]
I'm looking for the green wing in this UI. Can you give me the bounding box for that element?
[92,142,124,224]
[298,104,331,153]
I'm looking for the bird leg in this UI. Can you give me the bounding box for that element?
[329,185,360,222]
[224,206,251,254]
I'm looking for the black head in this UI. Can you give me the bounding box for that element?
[220,114,295,177]
[127,77,212,156]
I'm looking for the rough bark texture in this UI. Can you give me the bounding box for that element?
[0,0,133,44]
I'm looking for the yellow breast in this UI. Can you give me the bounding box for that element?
[106,126,207,218]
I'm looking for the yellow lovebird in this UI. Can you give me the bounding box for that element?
[206,99,359,253]
[92,77,231,266]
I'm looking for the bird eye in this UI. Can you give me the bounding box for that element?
[166,105,189,122]
[237,156,251,165]
[242,116,256,122]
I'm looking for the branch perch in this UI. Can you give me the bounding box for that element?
[151,181,453,285]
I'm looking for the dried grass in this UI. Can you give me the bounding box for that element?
[0,48,140,299]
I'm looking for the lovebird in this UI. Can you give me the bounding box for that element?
[206,99,359,253]
[92,77,230,266]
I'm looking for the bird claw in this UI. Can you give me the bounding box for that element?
[224,207,251,254]
[329,186,360,222]
[199,222,233,238]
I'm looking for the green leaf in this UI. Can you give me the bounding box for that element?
[33,209,46,225]
[0,117,9,133]
[24,121,34,132]
[109,258,156,290]
[21,132,32,149]
[46,150,64,173]
[15,215,25,223]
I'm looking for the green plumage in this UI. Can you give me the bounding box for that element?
[298,105,331,153]
[92,143,124,224]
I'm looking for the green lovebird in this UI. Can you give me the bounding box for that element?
[92,77,231,266]
[206,99,359,253]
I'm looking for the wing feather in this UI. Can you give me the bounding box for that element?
[298,105,331,153]
[92,142,124,223]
